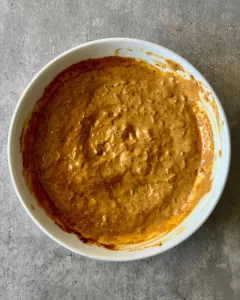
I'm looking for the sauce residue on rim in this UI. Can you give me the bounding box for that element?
[21,56,214,249]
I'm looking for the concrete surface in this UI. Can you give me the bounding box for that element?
[1,0,240,299]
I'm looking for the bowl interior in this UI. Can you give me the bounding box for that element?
[8,38,230,261]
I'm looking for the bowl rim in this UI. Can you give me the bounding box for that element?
[8,37,231,261]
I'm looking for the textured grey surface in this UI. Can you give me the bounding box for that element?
[0,0,240,299]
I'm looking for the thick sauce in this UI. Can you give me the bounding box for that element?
[21,57,213,248]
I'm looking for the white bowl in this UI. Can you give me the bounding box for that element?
[8,38,230,261]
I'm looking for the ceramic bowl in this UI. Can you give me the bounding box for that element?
[8,38,230,261]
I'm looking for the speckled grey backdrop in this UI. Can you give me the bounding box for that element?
[1,0,240,299]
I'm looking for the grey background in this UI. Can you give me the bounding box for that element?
[1,0,240,299]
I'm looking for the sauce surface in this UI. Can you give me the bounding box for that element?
[21,57,213,247]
